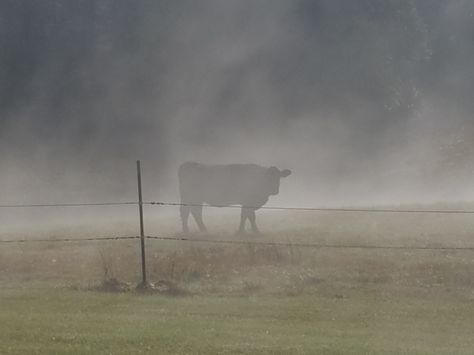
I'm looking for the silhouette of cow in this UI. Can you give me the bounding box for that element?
[178,162,291,234]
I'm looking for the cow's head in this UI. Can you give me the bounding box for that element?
[266,167,291,195]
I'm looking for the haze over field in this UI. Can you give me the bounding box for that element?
[3,5,474,353]
[1,0,474,209]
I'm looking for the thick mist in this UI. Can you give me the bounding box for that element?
[1,0,474,210]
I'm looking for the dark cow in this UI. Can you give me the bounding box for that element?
[178,162,291,234]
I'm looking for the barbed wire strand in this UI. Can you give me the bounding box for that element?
[0,236,139,243]
[145,201,474,214]
[0,202,137,208]
[145,235,474,251]
[1,200,474,214]
[2,233,471,250]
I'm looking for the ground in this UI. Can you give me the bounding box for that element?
[1,287,474,354]
[1,207,474,354]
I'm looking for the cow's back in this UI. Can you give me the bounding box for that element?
[178,162,269,206]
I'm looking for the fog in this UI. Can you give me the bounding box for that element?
[1,0,474,217]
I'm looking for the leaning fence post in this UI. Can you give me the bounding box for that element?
[136,160,149,289]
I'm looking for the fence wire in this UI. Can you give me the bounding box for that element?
[146,201,474,214]
[0,202,137,208]
[145,235,474,251]
[2,234,473,251]
[2,200,474,214]
[2,199,474,250]
[0,236,139,243]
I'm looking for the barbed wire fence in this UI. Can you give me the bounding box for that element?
[145,201,474,214]
[2,160,474,287]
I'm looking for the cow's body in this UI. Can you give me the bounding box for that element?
[178,162,291,234]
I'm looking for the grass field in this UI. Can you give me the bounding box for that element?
[1,208,474,354]
[1,287,474,354]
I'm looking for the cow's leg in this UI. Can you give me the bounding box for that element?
[237,208,249,235]
[180,205,191,233]
[191,205,207,232]
[248,209,260,234]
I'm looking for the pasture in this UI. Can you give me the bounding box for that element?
[1,208,474,354]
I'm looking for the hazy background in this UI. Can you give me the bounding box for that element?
[1,0,474,217]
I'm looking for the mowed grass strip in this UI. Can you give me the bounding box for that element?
[1,288,474,354]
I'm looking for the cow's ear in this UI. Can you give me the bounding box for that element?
[279,169,291,178]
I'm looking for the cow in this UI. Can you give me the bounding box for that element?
[178,162,291,234]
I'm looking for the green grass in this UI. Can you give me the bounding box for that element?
[2,208,474,354]
[1,287,474,354]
